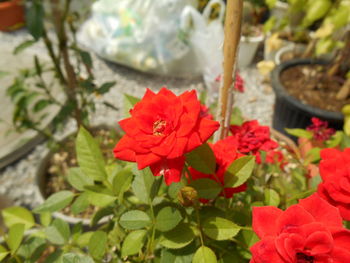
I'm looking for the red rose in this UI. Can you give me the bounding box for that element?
[317,148,350,220]
[307,117,335,142]
[250,193,350,263]
[230,120,281,164]
[188,136,246,200]
[114,88,219,185]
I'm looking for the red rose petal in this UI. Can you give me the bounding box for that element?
[305,231,333,255]
[277,205,314,233]
[299,193,343,228]
[252,206,283,238]
[250,237,285,263]
[332,229,350,251]
[197,118,220,142]
[135,152,162,170]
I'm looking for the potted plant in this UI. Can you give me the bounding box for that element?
[6,0,117,224]
[0,0,25,31]
[238,0,266,68]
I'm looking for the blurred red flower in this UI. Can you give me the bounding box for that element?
[307,117,335,141]
[250,193,350,263]
[318,148,350,220]
[230,120,282,164]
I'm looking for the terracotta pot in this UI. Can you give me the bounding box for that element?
[0,0,25,31]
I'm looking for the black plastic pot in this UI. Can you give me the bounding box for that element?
[271,59,344,139]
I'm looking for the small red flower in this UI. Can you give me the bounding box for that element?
[250,193,350,263]
[306,117,335,141]
[230,120,281,164]
[215,73,245,93]
[114,88,219,185]
[200,104,213,120]
[317,148,350,220]
[188,136,247,200]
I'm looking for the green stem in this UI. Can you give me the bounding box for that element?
[194,204,204,246]
[147,199,156,260]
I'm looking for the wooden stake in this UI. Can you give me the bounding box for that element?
[215,0,243,141]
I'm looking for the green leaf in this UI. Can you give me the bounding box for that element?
[124,94,140,116]
[121,230,147,257]
[224,156,255,188]
[112,168,133,202]
[91,207,113,226]
[193,246,217,263]
[86,191,116,208]
[160,246,195,263]
[45,218,70,245]
[76,126,107,181]
[306,147,321,164]
[67,167,94,191]
[17,236,46,262]
[71,193,90,215]
[79,50,93,69]
[33,99,51,113]
[156,206,183,232]
[40,212,52,227]
[76,232,94,248]
[98,82,116,94]
[88,231,107,260]
[13,40,37,55]
[325,131,343,148]
[119,210,151,230]
[190,179,222,200]
[26,1,44,40]
[33,191,74,213]
[303,0,331,26]
[0,245,9,262]
[2,206,34,230]
[160,224,195,249]
[264,189,280,206]
[7,224,25,254]
[186,143,216,175]
[202,217,241,241]
[285,128,313,139]
[132,167,161,203]
[62,253,94,263]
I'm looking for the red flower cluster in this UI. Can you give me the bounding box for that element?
[114,88,219,185]
[306,117,335,141]
[188,136,246,200]
[230,120,283,164]
[251,193,350,263]
[318,148,350,220]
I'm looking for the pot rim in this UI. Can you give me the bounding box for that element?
[241,32,264,43]
[271,58,343,121]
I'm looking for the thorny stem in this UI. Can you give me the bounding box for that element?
[215,0,243,141]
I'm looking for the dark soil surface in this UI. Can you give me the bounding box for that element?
[280,64,349,112]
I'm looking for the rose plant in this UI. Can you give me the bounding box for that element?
[0,88,349,262]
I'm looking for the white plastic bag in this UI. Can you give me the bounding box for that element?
[78,0,199,77]
[181,0,225,98]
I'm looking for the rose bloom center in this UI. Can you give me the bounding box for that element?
[296,252,314,263]
[153,120,167,136]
